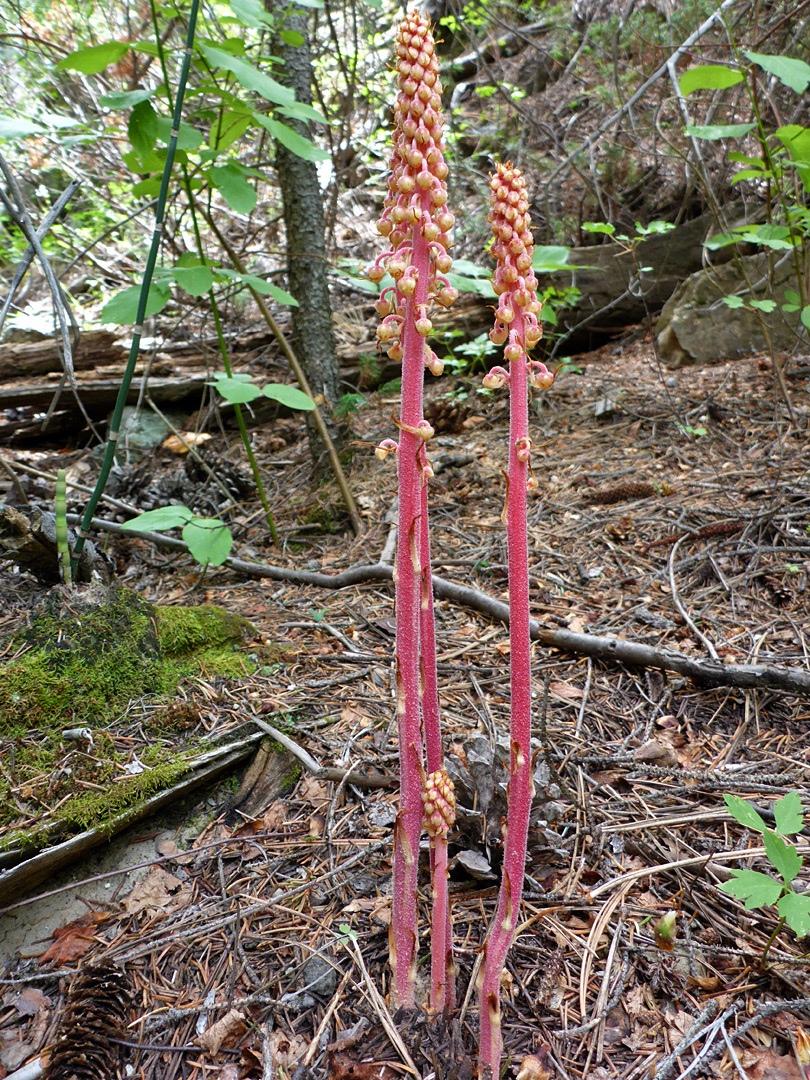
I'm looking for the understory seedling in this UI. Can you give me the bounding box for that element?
[720,791,810,962]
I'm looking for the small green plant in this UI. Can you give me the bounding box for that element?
[720,792,810,961]
[677,423,708,438]
[120,505,234,568]
[334,392,366,419]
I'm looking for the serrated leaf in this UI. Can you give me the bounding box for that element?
[182,518,233,566]
[100,283,170,324]
[199,45,295,106]
[262,384,315,410]
[723,295,745,309]
[718,869,784,908]
[680,64,743,94]
[0,116,44,139]
[254,115,329,161]
[763,828,802,885]
[57,41,130,74]
[774,791,805,836]
[210,162,257,213]
[685,123,757,140]
[171,266,215,297]
[724,793,768,832]
[214,377,262,404]
[128,100,159,159]
[750,299,778,312]
[777,892,810,937]
[744,51,810,94]
[120,505,193,532]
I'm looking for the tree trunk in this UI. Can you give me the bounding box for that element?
[273,8,347,468]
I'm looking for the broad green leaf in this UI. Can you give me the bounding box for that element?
[731,168,767,184]
[723,295,745,309]
[217,269,298,305]
[802,306,810,330]
[775,125,810,193]
[583,222,615,235]
[280,29,305,45]
[450,258,489,277]
[724,793,768,832]
[120,505,193,532]
[57,41,130,74]
[132,178,161,197]
[199,45,294,107]
[229,0,274,27]
[635,221,676,236]
[740,224,795,250]
[172,266,215,296]
[39,111,81,129]
[100,88,155,109]
[121,148,166,173]
[209,108,253,151]
[262,384,315,410]
[744,51,810,94]
[685,123,756,140]
[0,117,43,139]
[750,299,778,312]
[182,518,233,566]
[728,152,765,166]
[128,100,159,159]
[254,115,329,161]
[680,64,743,95]
[100,283,170,324]
[777,892,810,937]
[214,376,262,404]
[718,869,783,908]
[210,162,257,213]
[276,101,329,125]
[532,245,571,271]
[446,272,496,298]
[774,791,804,835]
[706,232,743,251]
[154,117,204,150]
[129,39,161,57]
[763,828,802,885]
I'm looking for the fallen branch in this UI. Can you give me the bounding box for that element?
[72,515,810,696]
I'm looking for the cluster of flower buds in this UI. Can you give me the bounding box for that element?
[368,11,457,376]
[422,767,456,838]
[485,163,553,390]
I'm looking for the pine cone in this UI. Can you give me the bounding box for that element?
[45,961,131,1080]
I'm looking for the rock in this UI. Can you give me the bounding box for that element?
[656,250,810,366]
[301,952,337,997]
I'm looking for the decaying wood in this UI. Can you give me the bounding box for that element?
[74,515,810,696]
[0,372,210,412]
[0,330,125,382]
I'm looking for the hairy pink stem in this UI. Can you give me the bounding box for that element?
[478,163,553,1077]
[369,11,457,1011]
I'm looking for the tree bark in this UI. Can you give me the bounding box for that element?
[274,8,346,468]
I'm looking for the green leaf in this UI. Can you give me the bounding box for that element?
[750,299,778,312]
[774,792,804,836]
[532,245,571,271]
[446,272,496,298]
[784,290,801,306]
[763,828,802,885]
[214,376,262,404]
[775,125,810,193]
[100,283,170,324]
[679,64,743,95]
[100,88,155,109]
[741,224,795,250]
[262,384,315,410]
[724,793,768,832]
[253,115,329,161]
[778,892,810,937]
[171,266,215,297]
[0,116,44,139]
[182,518,233,566]
[731,168,767,184]
[210,162,257,213]
[635,221,676,236]
[229,0,274,28]
[199,45,295,107]
[744,51,810,94]
[723,295,745,309]
[802,306,810,330]
[685,123,757,140]
[209,108,253,152]
[57,41,130,74]
[718,869,784,908]
[728,152,765,166]
[217,269,298,305]
[276,101,329,125]
[280,28,305,45]
[583,222,615,236]
[120,505,193,532]
[128,100,159,159]
[154,117,204,150]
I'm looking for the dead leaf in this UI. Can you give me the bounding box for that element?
[9,988,50,1016]
[123,865,191,916]
[162,432,212,454]
[548,681,583,702]
[263,801,287,830]
[265,1031,308,1072]
[517,1048,554,1080]
[328,1051,399,1079]
[38,911,108,965]
[743,1047,806,1079]
[198,1009,246,1056]
[300,775,331,805]
[634,740,679,767]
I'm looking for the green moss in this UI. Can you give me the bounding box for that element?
[156,604,253,656]
[54,755,191,833]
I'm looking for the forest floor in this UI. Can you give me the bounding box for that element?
[2,335,810,1080]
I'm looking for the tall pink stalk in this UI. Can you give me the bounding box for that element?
[477,164,553,1077]
[369,11,457,1012]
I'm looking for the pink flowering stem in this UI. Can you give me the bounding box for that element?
[369,11,458,1011]
[478,164,552,1077]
